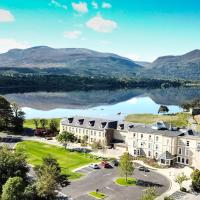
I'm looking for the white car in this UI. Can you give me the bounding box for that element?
[89,164,100,169]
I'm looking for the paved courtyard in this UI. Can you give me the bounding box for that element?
[62,164,170,200]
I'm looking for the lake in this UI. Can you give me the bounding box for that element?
[1,87,200,120]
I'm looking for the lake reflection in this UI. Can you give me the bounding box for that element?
[1,87,200,119]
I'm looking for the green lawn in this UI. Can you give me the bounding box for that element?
[16,141,98,179]
[24,118,61,129]
[89,192,107,199]
[115,177,137,186]
[126,112,190,127]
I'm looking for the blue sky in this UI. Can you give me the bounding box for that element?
[0,0,200,61]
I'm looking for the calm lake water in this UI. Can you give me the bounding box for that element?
[1,87,200,120]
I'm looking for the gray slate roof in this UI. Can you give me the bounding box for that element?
[159,151,174,160]
[61,116,118,130]
[130,125,183,137]
[117,122,143,132]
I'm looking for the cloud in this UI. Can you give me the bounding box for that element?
[72,2,88,13]
[64,30,82,39]
[102,2,112,9]
[0,9,14,22]
[0,38,29,53]
[50,0,67,10]
[91,1,98,9]
[86,14,117,33]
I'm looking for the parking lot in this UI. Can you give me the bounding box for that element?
[62,163,170,200]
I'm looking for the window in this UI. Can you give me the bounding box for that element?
[99,132,101,137]
[134,150,137,155]
[137,150,140,155]
[186,149,190,156]
[149,135,151,140]
[148,143,151,149]
[141,134,143,139]
[186,159,189,165]
[155,144,158,150]
[182,158,185,164]
[155,152,158,159]
[156,136,159,141]
[148,151,151,157]
[187,141,190,147]
[94,131,96,136]
[133,133,136,137]
[178,148,182,155]
[141,142,143,146]
[177,157,180,162]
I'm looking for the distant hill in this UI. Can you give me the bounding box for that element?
[0,46,143,78]
[142,49,200,80]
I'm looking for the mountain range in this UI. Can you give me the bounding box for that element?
[0,46,141,78]
[0,46,200,80]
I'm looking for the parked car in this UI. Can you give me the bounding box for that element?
[101,161,112,168]
[110,159,119,167]
[138,166,150,172]
[89,164,100,169]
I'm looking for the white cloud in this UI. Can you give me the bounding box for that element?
[64,30,82,39]
[102,2,112,9]
[86,14,117,33]
[0,38,29,53]
[50,0,67,10]
[127,98,139,105]
[92,1,98,9]
[0,9,14,22]
[72,2,88,13]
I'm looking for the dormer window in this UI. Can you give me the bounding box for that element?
[129,125,134,130]
[101,122,107,128]
[89,120,95,127]
[78,119,84,125]
[119,124,124,130]
[68,118,73,123]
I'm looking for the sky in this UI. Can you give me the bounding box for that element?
[0,0,200,61]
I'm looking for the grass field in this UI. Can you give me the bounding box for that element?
[89,192,107,199]
[16,141,98,179]
[126,112,190,127]
[115,177,137,186]
[24,118,61,129]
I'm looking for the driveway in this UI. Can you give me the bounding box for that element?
[62,164,170,200]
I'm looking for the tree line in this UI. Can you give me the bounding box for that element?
[0,74,184,91]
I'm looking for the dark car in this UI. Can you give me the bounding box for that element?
[111,159,119,167]
[138,166,150,172]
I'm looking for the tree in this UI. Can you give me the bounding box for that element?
[81,135,88,147]
[141,187,157,200]
[119,152,134,182]
[40,119,48,129]
[175,172,189,189]
[33,119,39,129]
[56,131,77,149]
[158,105,169,114]
[35,155,69,199]
[0,146,29,190]
[191,169,200,192]
[1,177,25,200]
[11,102,25,133]
[0,96,13,130]
[49,119,59,134]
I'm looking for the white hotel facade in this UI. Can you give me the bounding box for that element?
[60,116,200,169]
